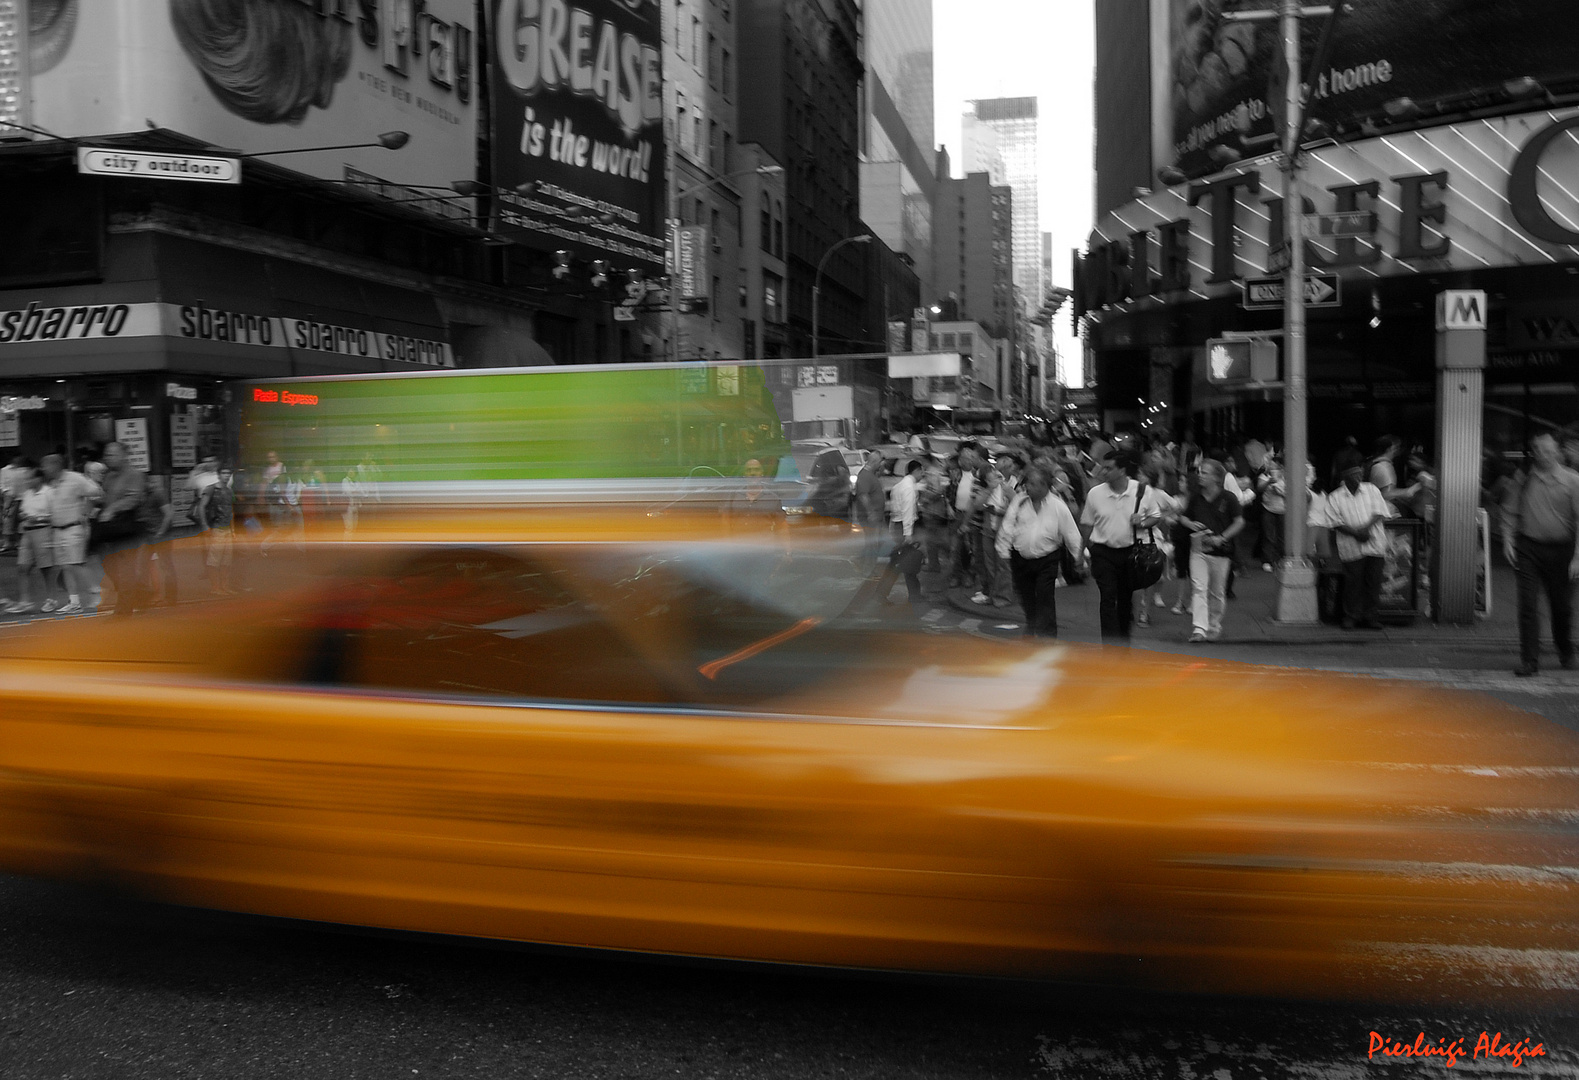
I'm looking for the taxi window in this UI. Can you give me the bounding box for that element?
[315,549,672,704]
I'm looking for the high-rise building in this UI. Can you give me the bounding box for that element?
[961,98,1039,315]
[858,0,936,301]
[738,0,867,357]
[932,166,1014,401]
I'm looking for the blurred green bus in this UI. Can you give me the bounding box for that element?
[230,363,795,498]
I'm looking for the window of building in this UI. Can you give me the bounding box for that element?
[774,202,784,259]
[761,204,772,251]
[711,275,720,320]
[709,119,719,168]
[739,278,748,309]
[928,333,940,350]
[942,332,957,348]
[722,49,732,98]
[710,206,720,247]
[692,17,701,67]
[763,273,783,323]
[707,33,717,88]
[958,332,973,354]
[676,102,687,151]
[675,0,685,60]
[694,112,703,155]
[723,131,732,173]
[696,197,706,226]
[721,0,731,21]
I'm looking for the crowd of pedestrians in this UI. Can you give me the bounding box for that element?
[869,427,1448,644]
[0,446,382,619]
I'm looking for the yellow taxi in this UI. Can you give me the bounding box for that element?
[0,508,1574,1003]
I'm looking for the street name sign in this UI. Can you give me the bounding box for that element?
[77,147,241,184]
[1241,273,1342,310]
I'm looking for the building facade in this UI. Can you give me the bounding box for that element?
[961,98,1040,316]
[932,170,1014,343]
[858,0,936,302]
[738,0,869,357]
[662,0,786,362]
[1080,2,1579,461]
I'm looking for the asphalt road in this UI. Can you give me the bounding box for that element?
[0,870,1574,1080]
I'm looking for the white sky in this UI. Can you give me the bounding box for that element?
[934,0,1094,385]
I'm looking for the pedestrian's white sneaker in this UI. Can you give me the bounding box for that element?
[4,601,34,614]
[970,592,989,605]
[1154,594,1166,607]
[56,600,83,614]
[1261,562,1273,572]
[40,599,58,613]
[1188,630,1208,643]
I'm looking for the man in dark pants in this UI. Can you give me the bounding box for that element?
[1501,432,1579,676]
[1319,453,1393,630]
[1080,450,1170,641]
[996,465,1083,638]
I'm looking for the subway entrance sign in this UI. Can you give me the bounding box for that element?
[1241,274,1342,311]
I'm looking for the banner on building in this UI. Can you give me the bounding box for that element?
[30,1,479,218]
[486,0,667,270]
[1157,0,1579,179]
[0,302,454,367]
[674,226,709,300]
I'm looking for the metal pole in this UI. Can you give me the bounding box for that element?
[1275,0,1318,622]
[811,280,821,359]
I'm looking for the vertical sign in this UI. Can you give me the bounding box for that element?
[675,226,708,299]
[487,0,667,270]
[0,0,28,141]
[114,418,152,472]
[170,412,197,469]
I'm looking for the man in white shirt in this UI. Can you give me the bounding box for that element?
[40,453,101,614]
[875,459,925,604]
[1079,451,1174,641]
[996,464,1084,637]
[1321,455,1394,629]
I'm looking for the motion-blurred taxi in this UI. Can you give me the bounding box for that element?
[0,509,1574,1004]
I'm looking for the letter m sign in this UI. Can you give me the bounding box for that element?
[1436,290,1486,331]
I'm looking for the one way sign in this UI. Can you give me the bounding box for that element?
[1241,274,1342,310]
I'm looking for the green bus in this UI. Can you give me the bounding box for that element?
[231,362,795,495]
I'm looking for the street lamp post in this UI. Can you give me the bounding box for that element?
[811,234,872,359]
[668,164,783,363]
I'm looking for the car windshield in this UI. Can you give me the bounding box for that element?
[285,543,871,709]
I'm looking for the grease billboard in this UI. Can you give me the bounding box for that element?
[487,0,667,270]
[1160,0,1579,180]
[26,1,478,217]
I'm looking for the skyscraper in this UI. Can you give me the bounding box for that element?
[859,0,936,300]
[961,98,1039,314]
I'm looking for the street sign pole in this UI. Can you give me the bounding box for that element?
[1276,0,1318,623]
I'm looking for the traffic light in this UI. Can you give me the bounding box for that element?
[1205,338,1278,383]
[589,260,608,287]
[552,250,572,280]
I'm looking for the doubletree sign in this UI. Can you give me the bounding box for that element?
[1075,112,1579,319]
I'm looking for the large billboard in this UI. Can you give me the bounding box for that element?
[26,1,478,218]
[1160,0,1579,180]
[486,0,667,271]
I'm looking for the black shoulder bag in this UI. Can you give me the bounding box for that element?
[1128,481,1167,589]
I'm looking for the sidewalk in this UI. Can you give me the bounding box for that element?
[948,560,1522,649]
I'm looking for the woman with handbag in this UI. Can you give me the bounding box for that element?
[1133,462,1179,626]
[875,459,926,605]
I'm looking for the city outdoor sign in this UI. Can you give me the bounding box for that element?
[77,147,240,185]
[1075,110,1579,320]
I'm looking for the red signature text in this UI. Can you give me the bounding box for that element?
[1368,1031,1546,1068]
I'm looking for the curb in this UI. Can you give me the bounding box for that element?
[943,586,1522,650]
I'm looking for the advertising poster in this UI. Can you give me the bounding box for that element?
[1159,0,1579,179]
[114,417,151,472]
[487,0,667,270]
[30,1,479,216]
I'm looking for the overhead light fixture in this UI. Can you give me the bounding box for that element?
[1503,76,1546,100]
[1383,96,1420,120]
[377,131,411,149]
